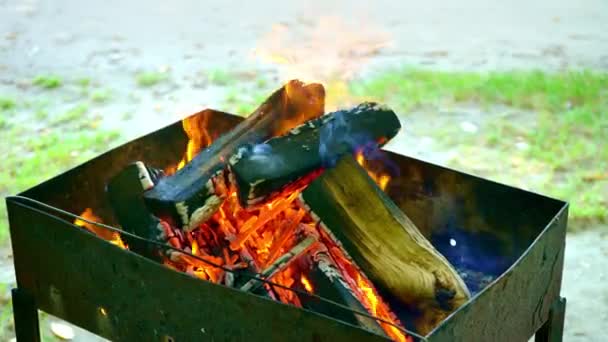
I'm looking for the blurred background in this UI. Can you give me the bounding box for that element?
[1,0,606,340]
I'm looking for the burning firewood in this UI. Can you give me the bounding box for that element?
[300,156,471,335]
[144,80,325,231]
[239,235,317,292]
[106,161,169,261]
[301,244,390,338]
[229,102,401,207]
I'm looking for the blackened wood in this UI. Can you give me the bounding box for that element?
[301,156,470,335]
[106,161,167,261]
[302,247,388,337]
[144,81,325,231]
[229,102,401,207]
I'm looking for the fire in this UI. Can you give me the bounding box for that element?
[356,150,391,191]
[74,208,127,249]
[322,239,409,342]
[254,16,391,110]
[166,113,214,174]
[79,113,407,340]
[300,275,314,293]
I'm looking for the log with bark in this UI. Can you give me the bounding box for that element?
[240,235,317,292]
[300,244,388,337]
[143,80,325,231]
[228,102,401,208]
[106,161,169,261]
[300,156,471,335]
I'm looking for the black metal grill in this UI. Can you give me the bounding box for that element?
[6,110,567,341]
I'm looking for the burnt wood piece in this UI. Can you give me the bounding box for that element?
[144,81,325,231]
[239,235,317,292]
[301,246,388,338]
[229,102,401,207]
[106,162,169,262]
[301,156,471,335]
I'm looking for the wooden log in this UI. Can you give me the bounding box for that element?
[106,162,170,262]
[229,102,401,207]
[300,156,471,335]
[301,245,388,337]
[144,80,325,231]
[240,235,317,292]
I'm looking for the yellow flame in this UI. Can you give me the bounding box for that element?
[301,275,314,293]
[191,240,199,256]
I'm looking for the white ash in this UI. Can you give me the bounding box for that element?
[175,202,190,227]
[134,161,155,190]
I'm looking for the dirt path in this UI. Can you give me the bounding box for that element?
[1,0,607,340]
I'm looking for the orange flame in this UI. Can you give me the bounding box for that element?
[74,208,127,249]
[324,241,409,342]
[355,150,391,191]
[166,113,214,174]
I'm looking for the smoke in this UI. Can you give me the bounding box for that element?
[318,110,399,180]
[319,110,369,167]
[236,143,285,173]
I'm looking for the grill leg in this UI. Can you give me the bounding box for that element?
[11,288,41,342]
[535,297,566,342]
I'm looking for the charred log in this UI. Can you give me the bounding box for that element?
[106,161,168,262]
[301,246,388,337]
[239,235,317,292]
[300,156,471,335]
[144,81,325,231]
[229,102,401,207]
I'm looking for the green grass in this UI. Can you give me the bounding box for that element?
[32,75,62,89]
[207,69,235,86]
[135,71,168,87]
[351,69,608,113]
[352,69,608,226]
[91,89,112,103]
[0,97,15,111]
[51,103,89,126]
[76,77,92,87]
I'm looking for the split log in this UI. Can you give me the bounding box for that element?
[144,80,325,231]
[229,102,401,207]
[301,245,387,337]
[300,156,471,335]
[106,161,169,262]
